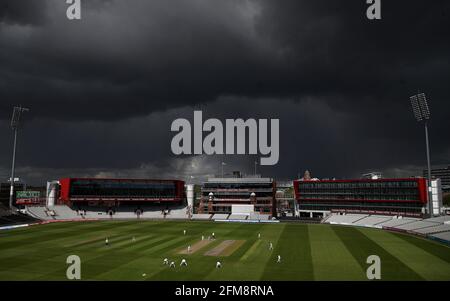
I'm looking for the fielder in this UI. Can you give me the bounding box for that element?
[277,255,281,263]
[216,261,222,268]
[163,258,169,265]
[183,229,186,235]
[258,233,261,239]
[170,261,176,268]
[180,259,188,267]
[187,245,191,253]
[212,232,215,239]
[105,237,109,246]
[269,242,273,250]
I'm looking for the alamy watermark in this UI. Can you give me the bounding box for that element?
[66,255,81,280]
[171,111,279,165]
[366,0,382,20]
[66,0,81,20]
[366,255,381,280]
[65,1,381,21]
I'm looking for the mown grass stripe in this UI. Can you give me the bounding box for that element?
[389,231,450,263]
[358,228,450,280]
[332,226,423,280]
[308,224,365,280]
[260,223,313,280]
[241,240,262,261]
[2,221,449,281]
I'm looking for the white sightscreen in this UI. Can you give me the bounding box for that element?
[232,204,254,215]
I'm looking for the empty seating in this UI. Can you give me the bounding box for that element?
[377,217,420,228]
[191,214,212,220]
[212,214,230,220]
[394,220,440,231]
[0,213,39,226]
[353,215,393,227]
[325,214,368,225]
[51,205,79,219]
[425,216,450,223]
[258,215,270,220]
[141,210,165,219]
[166,206,189,219]
[430,231,450,243]
[228,214,248,220]
[26,206,53,220]
[414,224,450,235]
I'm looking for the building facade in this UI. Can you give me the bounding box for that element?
[423,166,450,192]
[196,177,276,216]
[58,178,185,207]
[294,178,428,218]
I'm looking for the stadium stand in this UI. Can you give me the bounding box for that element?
[25,204,191,220]
[141,210,165,219]
[322,212,450,244]
[425,215,450,223]
[113,211,139,219]
[0,204,39,226]
[248,213,261,220]
[352,215,393,227]
[258,215,270,220]
[430,231,450,243]
[228,214,248,220]
[191,214,212,220]
[325,214,369,225]
[212,213,230,220]
[52,205,80,219]
[413,224,450,235]
[376,217,421,228]
[26,206,52,220]
[394,220,441,231]
[0,204,10,217]
[0,214,39,227]
[165,206,189,219]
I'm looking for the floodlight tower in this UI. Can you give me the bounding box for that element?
[409,93,433,216]
[9,106,29,209]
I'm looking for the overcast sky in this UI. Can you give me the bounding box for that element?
[0,0,449,185]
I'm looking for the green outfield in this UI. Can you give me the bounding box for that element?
[0,221,449,281]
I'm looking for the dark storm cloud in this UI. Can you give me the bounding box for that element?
[0,0,48,26]
[254,0,450,98]
[0,0,448,120]
[0,0,449,184]
[0,0,270,121]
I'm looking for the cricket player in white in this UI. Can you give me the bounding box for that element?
[163,258,169,265]
[105,238,109,246]
[269,242,273,250]
[180,259,187,266]
[212,232,215,239]
[216,261,222,268]
[201,235,204,241]
[187,245,191,253]
[277,255,281,263]
[170,261,176,268]
[183,229,186,235]
[258,233,261,239]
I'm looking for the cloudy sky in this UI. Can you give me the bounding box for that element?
[0,0,449,185]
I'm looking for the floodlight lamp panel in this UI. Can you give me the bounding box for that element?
[410,95,423,121]
[418,93,430,120]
